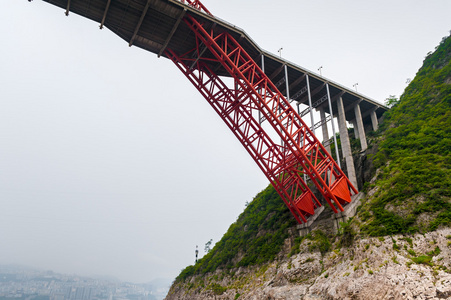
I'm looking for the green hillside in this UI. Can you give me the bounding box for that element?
[175,34,451,282]
[358,35,451,236]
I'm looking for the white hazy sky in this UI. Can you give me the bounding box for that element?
[1,0,450,283]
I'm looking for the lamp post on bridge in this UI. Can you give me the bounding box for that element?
[318,66,323,77]
[353,83,358,92]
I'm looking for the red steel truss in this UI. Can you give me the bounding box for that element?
[179,0,213,16]
[165,12,358,223]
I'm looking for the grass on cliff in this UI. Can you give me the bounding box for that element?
[358,34,451,236]
[176,185,296,282]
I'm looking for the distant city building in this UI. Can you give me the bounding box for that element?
[0,266,165,300]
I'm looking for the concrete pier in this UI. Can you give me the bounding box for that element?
[331,193,365,233]
[371,109,379,131]
[354,103,368,151]
[337,96,358,188]
[319,106,332,155]
[296,206,325,236]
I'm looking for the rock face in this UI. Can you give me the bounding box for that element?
[165,227,451,300]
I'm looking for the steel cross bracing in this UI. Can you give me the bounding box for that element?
[179,0,212,16]
[166,51,316,223]
[165,13,358,224]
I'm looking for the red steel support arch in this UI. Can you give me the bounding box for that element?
[166,5,358,223]
[166,50,318,223]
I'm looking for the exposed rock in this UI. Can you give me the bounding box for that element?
[165,228,451,300]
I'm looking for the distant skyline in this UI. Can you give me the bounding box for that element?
[0,263,127,281]
[0,263,169,283]
[0,263,170,300]
[1,0,450,283]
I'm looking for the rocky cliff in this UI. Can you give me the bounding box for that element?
[166,227,451,299]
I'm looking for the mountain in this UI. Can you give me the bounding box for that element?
[165,34,451,300]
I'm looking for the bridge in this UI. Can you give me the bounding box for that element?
[35,0,388,225]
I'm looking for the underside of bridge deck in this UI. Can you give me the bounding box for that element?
[37,0,388,224]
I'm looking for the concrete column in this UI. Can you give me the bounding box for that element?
[354,103,368,151]
[337,97,357,188]
[351,119,359,140]
[325,83,341,168]
[319,106,335,183]
[319,107,332,155]
[370,109,379,131]
[306,74,315,134]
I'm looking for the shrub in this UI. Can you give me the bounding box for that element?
[289,236,305,257]
[308,230,331,255]
[407,249,416,256]
[208,283,226,295]
[411,255,433,266]
[339,219,355,247]
[427,246,441,257]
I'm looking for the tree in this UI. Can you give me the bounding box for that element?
[204,239,213,253]
[385,95,399,108]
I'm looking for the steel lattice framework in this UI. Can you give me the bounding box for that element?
[165,10,358,224]
[33,0,367,224]
[180,0,212,16]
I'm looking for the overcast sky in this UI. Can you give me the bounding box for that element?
[1,0,450,284]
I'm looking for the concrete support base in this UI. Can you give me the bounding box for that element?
[331,192,365,233]
[296,206,325,236]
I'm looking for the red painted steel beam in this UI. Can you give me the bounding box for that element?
[165,48,319,223]
[179,0,212,16]
[165,2,358,224]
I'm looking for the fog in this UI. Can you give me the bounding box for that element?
[1,0,450,283]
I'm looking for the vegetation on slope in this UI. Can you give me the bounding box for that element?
[176,185,296,281]
[358,34,451,236]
